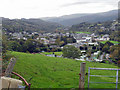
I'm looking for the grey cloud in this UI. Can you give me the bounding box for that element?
[61,2,93,7]
[76,0,119,3]
[61,0,119,7]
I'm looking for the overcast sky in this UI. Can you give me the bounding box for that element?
[0,0,119,19]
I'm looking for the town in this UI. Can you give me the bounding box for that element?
[4,29,119,63]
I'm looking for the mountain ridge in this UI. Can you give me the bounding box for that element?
[41,10,118,26]
[2,17,64,33]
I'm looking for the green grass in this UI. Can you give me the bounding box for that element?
[42,52,63,56]
[11,51,119,88]
[75,32,91,34]
[100,40,120,44]
[97,24,102,26]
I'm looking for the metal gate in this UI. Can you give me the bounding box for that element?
[88,67,120,88]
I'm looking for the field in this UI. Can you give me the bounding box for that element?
[41,52,63,56]
[100,40,120,44]
[11,51,119,88]
[75,32,91,34]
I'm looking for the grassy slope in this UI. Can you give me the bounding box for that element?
[100,40,120,44]
[12,51,119,88]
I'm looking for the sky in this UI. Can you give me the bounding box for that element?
[0,0,119,19]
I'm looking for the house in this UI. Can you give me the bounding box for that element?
[40,38,49,44]
[23,37,27,40]
[49,39,56,44]
[50,45,58,48]
[88,42,98,46]
[81,50,86,55]
[102,34,110,41]
[12,32,23,39]
[44,40,49,44]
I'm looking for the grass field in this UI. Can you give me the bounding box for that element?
[11,51,119,88]
[75,32,91,34]
[41,52,63,56]
[100,40,120,44]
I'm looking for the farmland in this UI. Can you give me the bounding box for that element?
[75,32,91,34]
[100,40,120,44]
[11,51,119,88]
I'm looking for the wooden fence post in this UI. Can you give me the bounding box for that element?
[5,58,16,77]
[79,62,86,88]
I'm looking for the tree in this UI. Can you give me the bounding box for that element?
[59,41,65,46]
[62,45,81,59]
[102,41,114,53]
[24,39,40,53]
[55,38,61,46]
[8,41,21,51]
[2,33,8,54]
[2,33,14,72]
[87,50,92,58]
[102,44,110,53]
[109,45,120,61]
[105,41,114,46]
[98,42,104,51]
[80,46,84,50]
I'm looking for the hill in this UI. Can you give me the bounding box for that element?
[11,51,118,88]
[41,10,118,26]
[2,18,63,33]
[69,19,120,42]
[41,13,91,22]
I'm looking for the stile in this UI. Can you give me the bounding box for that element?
[5,58,16,77]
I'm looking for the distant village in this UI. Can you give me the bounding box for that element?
[4,30,116,63]
[6,31,111,45]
